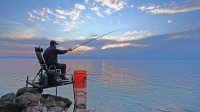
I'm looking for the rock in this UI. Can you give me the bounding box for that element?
[0,87,72,112]
[0,93,17,111]
[16,87,41,97]
[56,101,66,108]
[14,93,40,108]
[21,103,45,112]
[37,103,44,110]
[43,97,57,108]
[49,106,64,112]
[0,108,20,112]
[14,96,31,108]
[0,102,20,112]
[42,106,48,112]
[21,106,40,112]
[0,101,10,108]
[5,102,18,109]
[43,94,72,108]
[0,93,15,102]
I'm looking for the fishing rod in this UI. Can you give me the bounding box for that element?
[71,28,125,50]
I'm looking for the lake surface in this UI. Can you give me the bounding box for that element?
[0,59,199,112]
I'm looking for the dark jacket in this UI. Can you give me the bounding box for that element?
[43,46,67,65]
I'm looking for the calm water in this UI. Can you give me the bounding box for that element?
[0,59,199,112]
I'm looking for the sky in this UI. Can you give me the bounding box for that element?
[0,0,200,59]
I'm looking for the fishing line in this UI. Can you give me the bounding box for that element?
[71,28,126,50]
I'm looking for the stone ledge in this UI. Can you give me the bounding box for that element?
[0,87,72,112]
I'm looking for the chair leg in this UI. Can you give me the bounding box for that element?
[56,84,57,96]
[72,76,75,103]
[26,76,29,87]
[66,68,71,74]
[38,88,43,93]
[33,69,42,82]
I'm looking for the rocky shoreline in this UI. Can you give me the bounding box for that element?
[0,87,72,112]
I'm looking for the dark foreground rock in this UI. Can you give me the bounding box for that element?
[0,87,72,112]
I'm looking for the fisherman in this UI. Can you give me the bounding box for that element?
[43,40,72,80]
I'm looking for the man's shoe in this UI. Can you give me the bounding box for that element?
[61,76,69,80]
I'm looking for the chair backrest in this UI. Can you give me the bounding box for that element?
[35,47,48,70]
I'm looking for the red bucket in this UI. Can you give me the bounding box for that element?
[73,70,87,88]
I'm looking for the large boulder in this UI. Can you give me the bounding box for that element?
[16,87,41,97]
[0,92,19,112]
[0,93,15,102]
[49,106,64,112]
[21,103,48,112]
[56,101,66,108]
[0,101,10,108]
[43,96,57,108]
[0,87,72,112]
[14,92,41,108]
[42,94,72,108]
[0,102,20,112]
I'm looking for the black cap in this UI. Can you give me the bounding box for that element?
[50,40,59,45]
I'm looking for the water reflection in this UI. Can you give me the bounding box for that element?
[62,60,94,73]
[0,59,39,94]
[101,60,151,90]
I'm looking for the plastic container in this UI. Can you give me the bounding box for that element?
[73,70,87,110]
[74,70,87,88]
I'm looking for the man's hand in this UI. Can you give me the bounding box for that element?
[67,48,73,51]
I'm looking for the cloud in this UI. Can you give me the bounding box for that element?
[0,41,40,48]
[65,10,81,21]
[73,45,95,52]
[55,9,65,15]
[167,26,200,40]
[138,0,200,14]
[55,9,67,19]
[101,43,149,49]
[75,4,86,10]
[56,37,71,42]
[85,14,91,19]
[56,35,87,43]
[53,21,59,24]
[34,24,48,31]
[56,4,86,31]
[130,4,134,8]
[46,8,54,15]
[0,21,36,39]
[27,12,35,21]
[1,25,199,56]
[138,5,157,11]
[104,8,112,15]
[77,36,87,40]
[32,10,44,16]
[91,7,104,17]
[28,4,86,32]
[124,31,138,35]
[100,30,152,41]
[28,8,51,22]
[63,28,71,32]
[84,0,89,4]
[57,4,86,21]
[167,20,172,23]
[90,0,127,17]
[0,50,34,55]
[95,0,127,11]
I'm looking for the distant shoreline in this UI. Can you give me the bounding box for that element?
[0,52,200,60]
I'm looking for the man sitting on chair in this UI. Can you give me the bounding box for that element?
[43,40,72,80]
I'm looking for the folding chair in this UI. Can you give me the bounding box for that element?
[26,46,74,96]
[35,46,61,73]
